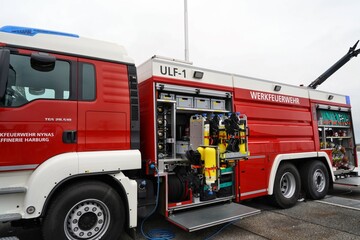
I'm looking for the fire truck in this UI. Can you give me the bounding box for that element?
[0,26,359,240]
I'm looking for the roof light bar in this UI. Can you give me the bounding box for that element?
[0,25,79,38]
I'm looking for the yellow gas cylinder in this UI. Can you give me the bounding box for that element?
[239,122,246,154]
[204,123,210,146]
[204,147,217,185]
[218,126,227,153]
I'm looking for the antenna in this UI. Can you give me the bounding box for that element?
[184,0,190,62]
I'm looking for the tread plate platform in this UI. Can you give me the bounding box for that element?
[167,202,260,232]
[334,176,360,186]
[317,196,360,211]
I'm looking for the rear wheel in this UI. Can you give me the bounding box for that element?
[272,163,301,208]
[42,180,125,240]
[301,160,329,200]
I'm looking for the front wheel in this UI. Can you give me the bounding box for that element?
[272,163,301,209]
[301,160,329,200]
[42,180,125,240]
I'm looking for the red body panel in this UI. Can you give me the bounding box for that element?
[77,58,131,152]
[0,100,77,168]
[0,51,78,169]
[1,51,131,170]
[234,89,314,154]
[234,88,314,198]
[138,80,156,173]
[239,157,267,200]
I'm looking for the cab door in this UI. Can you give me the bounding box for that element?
[0,49,77,170]
[76,58,131,152]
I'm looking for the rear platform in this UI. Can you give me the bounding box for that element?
[167,202,260,232]
[335,176,360,187]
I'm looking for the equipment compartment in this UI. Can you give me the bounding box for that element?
[317,107,356,173]
[154,84,250,219]
[194,97,210,109]
[160,93,175,100]
[156,100,176,160]
[211,99,226,110]
[176,141,190,154]
[177,95,193,108]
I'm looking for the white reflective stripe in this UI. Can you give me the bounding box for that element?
[233,75,309,99]
[78,150,141,173]
[241,189,267,197]
[309,90,347,105]
[111,172,138,228]
[317,152,336,182]
[0,164,38,171]
[23,150,141,218]
[151,59,233,88]
[268,152,335,195]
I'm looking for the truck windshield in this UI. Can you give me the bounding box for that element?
[2,53,70,107]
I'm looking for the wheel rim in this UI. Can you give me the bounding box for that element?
[280,172,296,198]
[313,169,326,192]
[64,199,110,240]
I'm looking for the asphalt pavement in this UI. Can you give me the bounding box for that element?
[1,184,360,240]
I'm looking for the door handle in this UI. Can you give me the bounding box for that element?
[63,130,77,144]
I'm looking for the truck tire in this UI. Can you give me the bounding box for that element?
[42,180,125,240]
[301,160,329,200]
[272,163,301,208]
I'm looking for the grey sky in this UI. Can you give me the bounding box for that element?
[2,0,360,141]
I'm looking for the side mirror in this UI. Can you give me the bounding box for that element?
[31,52,56,72]
[0,49,10,99]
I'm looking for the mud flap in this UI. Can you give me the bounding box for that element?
[167,202,260,232]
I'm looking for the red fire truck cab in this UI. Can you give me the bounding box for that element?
[0,26,359,239]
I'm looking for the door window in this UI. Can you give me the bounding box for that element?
[80,63,95,101]
[4,54,70,107]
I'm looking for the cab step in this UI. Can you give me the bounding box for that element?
[0,187,26,195]
[0,213,22,222]
[167,202,260,232]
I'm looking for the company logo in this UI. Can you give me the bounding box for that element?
[0,132,55,143]
[250,91,300,105]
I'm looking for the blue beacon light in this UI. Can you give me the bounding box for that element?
[0,25,79,38]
